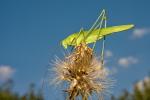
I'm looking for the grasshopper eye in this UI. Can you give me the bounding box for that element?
[61,41,68,49]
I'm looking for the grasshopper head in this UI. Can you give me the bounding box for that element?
[61,40,68,49]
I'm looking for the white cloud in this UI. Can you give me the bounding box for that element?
[105,50,113,58]
[0,65,15,81]
[136,80,144,90]
[131,28,150,39]
[118,56,138,68]
[136,76,150,91]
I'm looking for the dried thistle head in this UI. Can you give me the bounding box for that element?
[52,43,113,100]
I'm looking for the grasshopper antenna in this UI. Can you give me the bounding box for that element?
[85,9,106,40]
[101,36,106,66]
[91,9,107,67]
[92,9,106,50]
[101,10,107,67]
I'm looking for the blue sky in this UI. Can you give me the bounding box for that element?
[0,0,150,99]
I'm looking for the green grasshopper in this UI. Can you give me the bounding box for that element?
[61,24,134,49]
[61,9,134,49]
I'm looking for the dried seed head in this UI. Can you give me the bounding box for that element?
[52,43,113,100]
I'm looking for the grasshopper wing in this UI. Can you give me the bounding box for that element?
[85,24,134,44]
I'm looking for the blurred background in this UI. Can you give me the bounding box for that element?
[0,0,150,100]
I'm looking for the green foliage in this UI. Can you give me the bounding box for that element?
[112,76,150,100]
[0,79,44,100]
